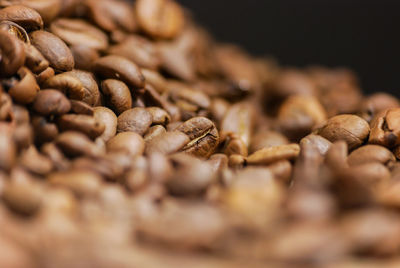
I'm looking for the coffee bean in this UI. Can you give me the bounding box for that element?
[117,107,152,135]
[32,89,71,115]
[348,145,395,166]
[107,132,144,157]
[145,130,190,155]
[136,0,184,39]
[101,79,132,115]
[247,144,300,165]
[316,114,370,150]
[50,18,108,51]
[30,30,74,72]
[359,93,399,122]
[0,29,25,76]
[17,0,61,24]
[48,170,102,197]
[176,117,219,158]
[93,55,145,89]
[55,131,102,157]
[58,114,105,139]
[369,108,400,148]
[0,131,16,171]
[0,5,43,31]
[32,115,59,144]
[146,107,170,125]
[42,72,84,100]
[300,134,332,156]
[70,44,99,71]
[69,100,94,115]
[66,70,101,106]
[93,107,117,142]
[144,125,166,142]
[250,130,289,154]
[2,180,42,216]
[24,43,49,74]
[7,67,39,104]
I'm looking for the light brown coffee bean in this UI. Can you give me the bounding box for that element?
[50,18,108,51]
[176,117,219,158]
[48,170,102,197]
[66,70,101,106]
[86,0,137,33]
[369,108,400,148]
[347,145,395,166]
[15,0,61,24]
[2,180,42,216]
[108,35,160,69]
[32,89,70,115]
[41,142,70,171]
[58,114,105,139]
[141,68,168,93]
[247,144,300,165]
[250,130,289,154]
[35,66,54,84]
[0,29,25,76]
[0,5,43,31]
[316,114,370,150]
[24,43,49,74]
[136,0,184,39]
[101,79,132,115]
[146,107,170,125]
[8,67,39,104]
[42,72,84,100]
[13,123,33,150]
[11,104,29,124]
[207,153,229,174]
[0,131,16,171]
[117,107,152,135]
[19,145,53,175]
[300,134,332,156]
[30,30,74,72]
[359,93,399,122]
[222,132,248,157]
[145,130,190,155]
[93,55,145,89]
[106,132,144,157]
[93,107,117,142]
[55,131,102,157]
[144,125,166,142]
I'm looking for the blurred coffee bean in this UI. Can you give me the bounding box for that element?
[117,107,152,135]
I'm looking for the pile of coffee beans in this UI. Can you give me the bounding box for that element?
[1,0,400,267]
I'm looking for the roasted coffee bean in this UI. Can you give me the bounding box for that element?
[32,89,70,115]
[93,107,117,142]
[32,115,59,143]
[65,70,101,106]
[93,55,145,89]
[369,108,400,148]
[69,100,93,115]
[19,145,53,175]
[30,30,74,72]
[176,117,219,158]
[101,79,132,115]
[108,35,160,69]
[250,130,289,154]
[35,66,54,84]
[300,134,332,156]
[359,93,399,122]
[11,104,29,124]
[117,107,152,135]
[48,170,102,197]
[13,122,33,150]
[145,130,190,155]
[41,142,70,171]
[0,5,43,31]
[347,145,395,166]
[0,29,25,76]
[141,68,168,93]
[136,0,184,39]
[106,132,144,157]
[50,18,108,51]
[146,107,170,126]
[57,114,105,139]
[24,43,49,74]
[70,44,99,71]
[247,144,300,165]
[42,72,84,100]
[144,125,166,142]
[55,131,102,157]
[0,19,29,42]
[0,130,16,171]
[13,0,61,24]
[221,132,248,157]
[2,180,42,216]
[7,67,39,104]
[316,114,370,150]
[86,0,137,33]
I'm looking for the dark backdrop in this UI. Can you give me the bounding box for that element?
[178,0,400,95]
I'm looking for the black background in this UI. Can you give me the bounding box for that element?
[177,0,400,95]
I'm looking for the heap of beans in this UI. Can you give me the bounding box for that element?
[1,0,400,267]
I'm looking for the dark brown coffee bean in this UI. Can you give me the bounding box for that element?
[136,0,184,39]
[50,18,108,51]
[32,89,70,115]
[93,55,145,89]
[70,44,99,71]
[55,131,102,157]
[347,145,395,166]
[24,43,49,74]
[93,107,117,142]
[0,29,25,77]
[30,30,74,72]
[117,107,152,135]
[58,114,105,139]
[145,130,190,155]
[0,5,43,31]
[316,114,370,150]
[108,35,160,69]
[176,117,219,158]
[106,132,144,157]
[86,0,137,33]
[69,100,94,115]
[32,115,59,144]
[8,67,39,104]
[101,79,132,115]
[146,107,170,125]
